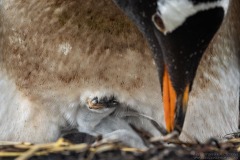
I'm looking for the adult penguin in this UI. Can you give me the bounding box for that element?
[113,0,240,142]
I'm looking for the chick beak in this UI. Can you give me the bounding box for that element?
[153,7,225,133]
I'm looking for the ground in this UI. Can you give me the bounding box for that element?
[0,129,239,160]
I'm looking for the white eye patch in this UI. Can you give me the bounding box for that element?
[154,0,229,34]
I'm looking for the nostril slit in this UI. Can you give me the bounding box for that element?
[152,13,165,33]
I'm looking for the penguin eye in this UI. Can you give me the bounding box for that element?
[152,12,165,33]
[91,97,98,104]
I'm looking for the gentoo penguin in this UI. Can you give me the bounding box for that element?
[0,0,238,147]
[113,0,240,142]
[0,0,163,146]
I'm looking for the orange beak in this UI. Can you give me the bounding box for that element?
[163,65,176,132]
[163,65,190,132]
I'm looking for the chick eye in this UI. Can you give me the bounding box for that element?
[91,97,98,104]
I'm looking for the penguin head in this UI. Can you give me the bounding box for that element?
[152,0,229,132]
